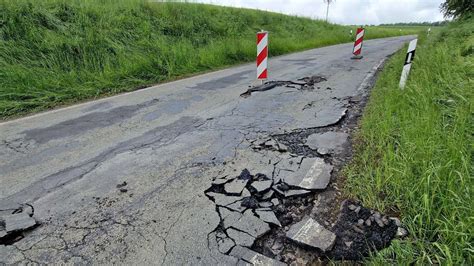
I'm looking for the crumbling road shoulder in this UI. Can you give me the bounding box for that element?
[205,72,409,264]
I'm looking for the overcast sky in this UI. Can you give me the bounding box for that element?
[200,0,445,25]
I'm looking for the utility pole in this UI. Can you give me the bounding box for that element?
[324,0,334,22]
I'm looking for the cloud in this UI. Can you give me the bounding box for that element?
[201,0,445,25]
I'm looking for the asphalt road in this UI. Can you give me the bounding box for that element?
[0,35,415,264]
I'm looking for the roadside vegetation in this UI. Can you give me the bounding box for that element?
[0,0,422,119]
[344,16,473,264]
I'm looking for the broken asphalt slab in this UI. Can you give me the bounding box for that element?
[225,179,249,195]
[286,217,336,252]
[282,158,333,191]
[207,168,288,255]
[251,180,273,193]
[256,209,281,227]
[223,210,270,239]
[273,185,312,198]
[305,131,349,155]
[3,213,36,233]
[0,204,38,245]
[227,228,255,248]
[230,246,286,266]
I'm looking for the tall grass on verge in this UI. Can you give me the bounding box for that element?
[0,0,422,119]
[344,17,473,264]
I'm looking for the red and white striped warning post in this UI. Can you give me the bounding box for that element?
[399,38,418,89]
[351,27,365,59]
[257,31,268,82]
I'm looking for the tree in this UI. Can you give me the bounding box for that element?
[440,0,474,18]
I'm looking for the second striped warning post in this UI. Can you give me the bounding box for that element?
[351,27,365,59]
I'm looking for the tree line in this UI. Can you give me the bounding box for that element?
[379,21,449,27]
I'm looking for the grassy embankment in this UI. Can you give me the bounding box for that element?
[0,0,422,119]
[344,17,473,264]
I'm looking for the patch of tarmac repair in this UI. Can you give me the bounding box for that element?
[281,58,318,66]
[5,116,205,205]
[22,99,160,144]
[189,70,253,91]
[143,98,194,121]
[81,101,113,113]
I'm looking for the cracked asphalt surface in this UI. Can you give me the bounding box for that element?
[0,36,415,264]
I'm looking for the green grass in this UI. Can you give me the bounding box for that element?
[344,17,473,264]
[0,0,422,119]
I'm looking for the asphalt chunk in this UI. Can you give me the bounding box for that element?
[225,179,249,195]
[227,199,249,213]
[226,210,270,238]
[230,246,286,266]
[217,235,236,253]
[255,209,281,227]
[208,189,250,206]
[250,180,273,193]
[283,158,332,190]
[227,228,255,248]
[273,186,312,197]
[286,217,336,252]
[3,213,37,233]
[305,131,349,155]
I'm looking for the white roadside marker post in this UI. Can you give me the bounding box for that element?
[257,30,268,85]
[399,38,418,89]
